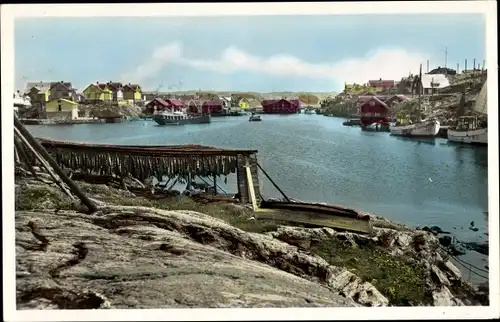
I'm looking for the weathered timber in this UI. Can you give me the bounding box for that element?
[14,117,97,213]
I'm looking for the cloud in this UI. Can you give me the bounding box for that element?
[120,42,428,87]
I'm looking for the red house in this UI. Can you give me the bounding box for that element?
[201,100,224,114]
[144,98,184,114]
[261,99,300,114]
[359,96,390,127]
[368,79,395,90]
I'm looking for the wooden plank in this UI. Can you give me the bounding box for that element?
[245,158,258,211]
[254,209,373,234]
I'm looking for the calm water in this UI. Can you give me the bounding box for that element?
[27,114,489,284]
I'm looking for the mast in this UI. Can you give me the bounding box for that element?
[417,63,422,121]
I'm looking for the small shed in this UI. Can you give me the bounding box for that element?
[46,98,79,120]
[359,96,390,126]
[261,99,300,114]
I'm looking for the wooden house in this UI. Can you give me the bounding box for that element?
[144,98,184,114]
[368,79,395,92]
[45,98,79,120]
[123,84,142,102]
[48,81,76,102]
[201,100,224,114]
[261,98,300,114]
[83,82,113,102]
[25,82,51,104]
[359,96,390,127]
[105,82,124,101]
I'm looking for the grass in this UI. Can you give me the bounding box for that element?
[312,237,433,306]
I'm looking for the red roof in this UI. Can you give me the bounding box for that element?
[153,98,170,108]
[368,80,395,88]
[360,96,389,109]
[202,99,223,106]
[261,98,300,107]
[358,95,389,103]
[168,99,184,107]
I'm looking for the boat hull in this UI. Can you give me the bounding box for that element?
[153,114,211,126]
[390,120,440,137]
[447,127,488,145]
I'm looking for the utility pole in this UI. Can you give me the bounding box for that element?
[442,46,448,69]
[427,60,429,73]
[457,63,459,73]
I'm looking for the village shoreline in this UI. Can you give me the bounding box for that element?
[14,165,489,309]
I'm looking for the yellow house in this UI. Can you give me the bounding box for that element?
[27,85,51,103]
[45,98,79,120]
[238,98,250,109]
[83,83,113,102]
[122,84,142,101]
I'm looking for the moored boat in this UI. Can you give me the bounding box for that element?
[447,81,488,145]
[249,113,262,122]
[389,63,440,138]
[153,110,211,126]
[390,118,441,137]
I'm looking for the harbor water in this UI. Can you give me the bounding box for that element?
[26,113,489,284]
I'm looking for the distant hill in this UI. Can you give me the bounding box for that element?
[150,90,338,101]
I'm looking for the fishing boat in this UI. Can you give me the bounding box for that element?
[153,110,211,126]
[447,81,488,145]
[249,112,262,122]
[390,64,441,138]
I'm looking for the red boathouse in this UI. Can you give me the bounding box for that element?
[201,100,224,114]
[144,98,184,114]
[359,96,390,127]
[261,99,300,114]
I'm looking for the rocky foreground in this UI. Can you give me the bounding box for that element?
[14,174,488,309]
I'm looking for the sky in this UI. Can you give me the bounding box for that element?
[14,14,485,92]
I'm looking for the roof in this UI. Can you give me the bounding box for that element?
[360,96,389,109]
[202,99,224,106]
[368,80,395,88]
[384,94,409,102]
[358,95,389,103]
[49,81,73,91]
[123,84,141,91]
[24,82,51,94]
[106,82,123,90]
[421,74,450,89]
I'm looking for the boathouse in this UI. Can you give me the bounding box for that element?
[359,96,390,127]
[201,100,224,114]
[144,98,184,114]
[261,99,300,114]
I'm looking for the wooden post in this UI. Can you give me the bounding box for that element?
[213,175,217,195]
[15,127,75,200]
[244,157,258,211]
[14,117,97,213]
[465,59,467,71]
[14,138,38,178]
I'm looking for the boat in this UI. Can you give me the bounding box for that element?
[447,81,488,145]
[390,63,441,138]
[304,109,316,115]
[153,110,211,126]
[249,113,262,122]
[342,118,361,126]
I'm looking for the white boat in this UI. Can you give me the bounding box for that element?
[304,109,316,115]
[389,63,441,138]
[447,81,488,145]
[390,119,441,137]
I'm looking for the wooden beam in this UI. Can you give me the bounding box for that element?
[245,157,258,211]
[14,117,97,213]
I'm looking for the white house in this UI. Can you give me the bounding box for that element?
[421,74,450,95]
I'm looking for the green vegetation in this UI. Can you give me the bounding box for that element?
[312,237,432,306]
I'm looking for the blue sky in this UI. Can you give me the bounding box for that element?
[14,14,485,92]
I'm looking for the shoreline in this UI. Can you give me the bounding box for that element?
[14,167,489,308]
